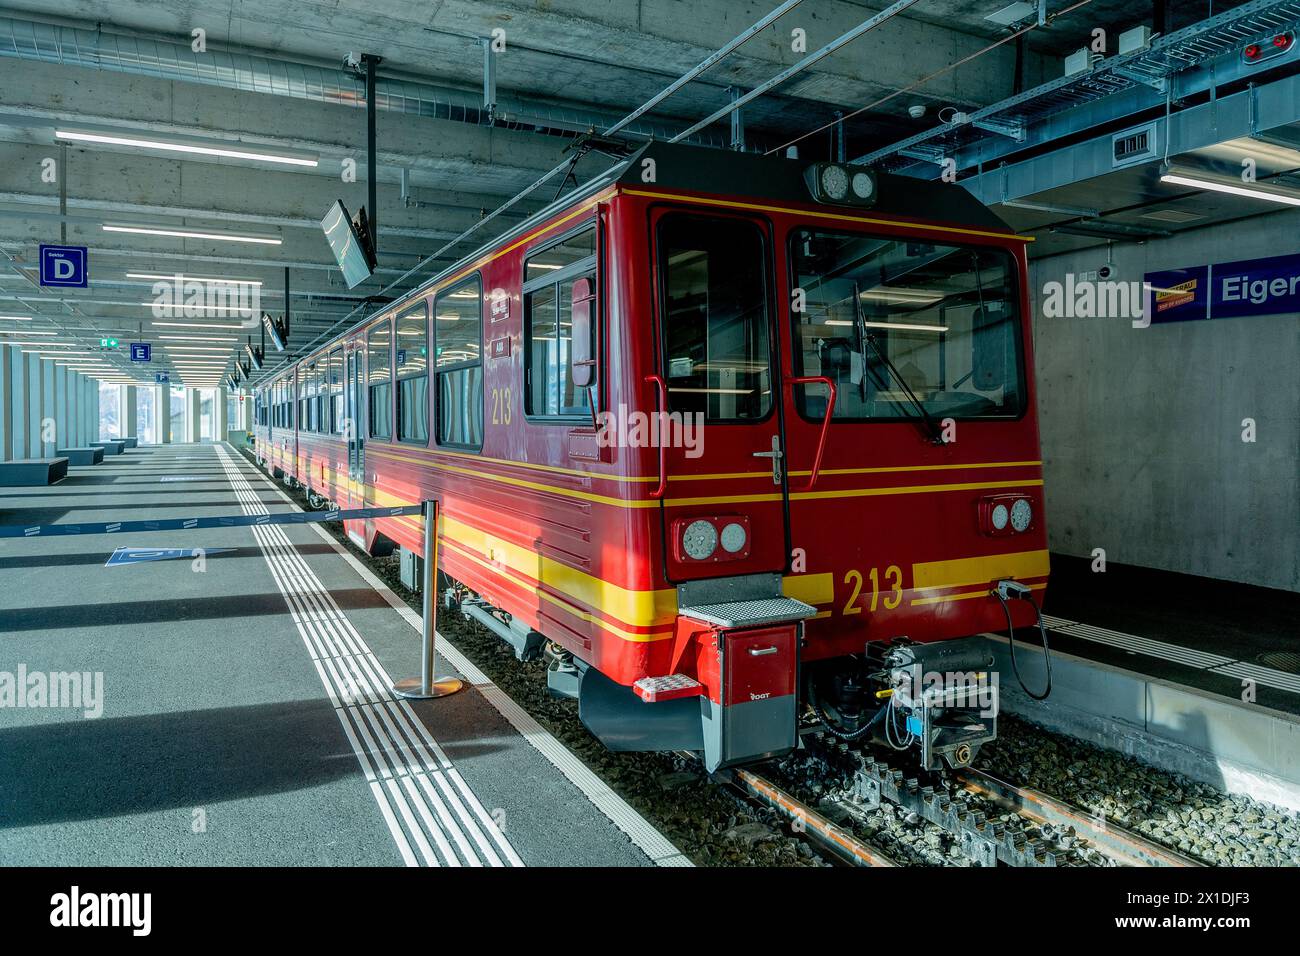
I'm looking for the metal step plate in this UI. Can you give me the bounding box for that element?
[679,596,817,628]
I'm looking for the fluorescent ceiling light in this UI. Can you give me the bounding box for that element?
[151,322,245,330]
[163,345,231,352]
[824,319,948,333]
[104,224,282,245]
[56,130,318,167]
[859,288,945,304]
[1160,171,1300,206]
[129,273,262,286]
[0,329,58,336]
[158,335,238,342]
[0,315,32,321]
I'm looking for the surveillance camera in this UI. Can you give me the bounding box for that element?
[908,104,926,120]
[1098,264,1115,280]
[343,51,362,70]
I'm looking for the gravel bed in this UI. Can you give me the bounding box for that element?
[973,715,1300,866]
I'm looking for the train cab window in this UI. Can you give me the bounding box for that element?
[657,215,772,421]
[329,347,343,434]
[368,321,393,439]
[434,276,483,447]
[524,226,597,418]
[789,230,1025,422]
[395,303,430,444]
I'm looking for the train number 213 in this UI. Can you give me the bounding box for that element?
[490,387,513,426]
[842,566,903,614]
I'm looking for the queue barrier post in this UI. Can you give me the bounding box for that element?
[392,498,464,700]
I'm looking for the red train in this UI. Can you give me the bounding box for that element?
[254,142,1049,772]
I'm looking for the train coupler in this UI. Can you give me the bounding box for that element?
[877,637,999,771]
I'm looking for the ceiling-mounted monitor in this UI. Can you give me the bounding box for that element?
[321,200,376,289]
[262,312,287,352]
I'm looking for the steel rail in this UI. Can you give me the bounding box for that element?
[954,768,1205,867]
[727,767,900,867]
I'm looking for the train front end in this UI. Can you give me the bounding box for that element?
[581,144,1048,773]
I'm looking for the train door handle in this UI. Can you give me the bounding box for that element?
[752,435,783,486]
[748,646,778,657]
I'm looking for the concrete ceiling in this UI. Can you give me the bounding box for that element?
[0,0,1248,386]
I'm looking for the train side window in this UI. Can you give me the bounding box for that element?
[368,320,393,439]
[524,224,597,419]
[395,303,430,445]
[434,276,483,448]
[329,347,343,434]
[313,361,325,433]
[305,364,316,433]
[312,362,324,432]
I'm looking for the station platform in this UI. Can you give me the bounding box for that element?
[0,443,687,867]
[1039,555,1300,716]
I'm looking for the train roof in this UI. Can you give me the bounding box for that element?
[262,142,1014,384]
[397,141,1014,304]
[610,141,1013,234]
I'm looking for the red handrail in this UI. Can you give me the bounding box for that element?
[644,373,668,499]
[787,375,836,492]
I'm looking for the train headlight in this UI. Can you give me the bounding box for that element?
[1010,498,1033,533]
[720,521,747,554]
[682,519,719,560]
[820,164,849,201]
[804,162,878,207]
[851,171,875,201]
[990,503,1009,531]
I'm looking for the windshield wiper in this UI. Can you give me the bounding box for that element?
[852,280,947,445]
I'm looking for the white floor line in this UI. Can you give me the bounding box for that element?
[1042,614,1300,695]
[227,444,692,867]
[214,445,520,867]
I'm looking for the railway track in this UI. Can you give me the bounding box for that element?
[729,739,1205,868]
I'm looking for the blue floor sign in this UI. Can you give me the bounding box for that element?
[106,546,236,567]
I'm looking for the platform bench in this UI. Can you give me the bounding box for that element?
[0,458,69,486]
[90,440,126,456]
[56,447,105,466]
[120,437,138,449]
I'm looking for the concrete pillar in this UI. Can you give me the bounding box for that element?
[187,387,200,443]
[158,385,171,444]
[216,386,228,441]
[54,366,67,452]
[40,360,55,456]
[22,354,38,457]
[80,377,94,446]
[123,385,138,439]
[0,344,10,462]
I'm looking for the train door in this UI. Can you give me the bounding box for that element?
[345,340,365,482]
[650,209,790,582]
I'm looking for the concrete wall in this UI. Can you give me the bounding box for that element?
[1030,212,1300,592]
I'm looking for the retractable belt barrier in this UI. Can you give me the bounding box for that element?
[0,505,423,539]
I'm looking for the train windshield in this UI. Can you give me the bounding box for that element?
[789,229,1025,422]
